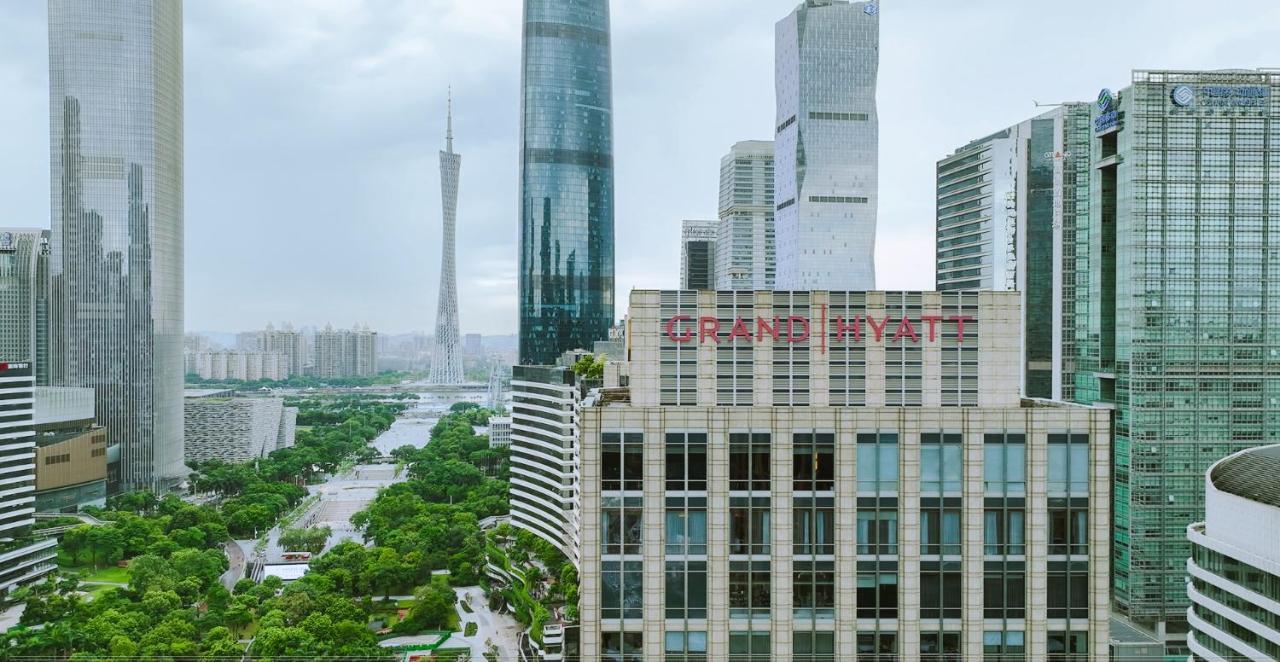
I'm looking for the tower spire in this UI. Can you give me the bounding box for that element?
[446,86,454,153]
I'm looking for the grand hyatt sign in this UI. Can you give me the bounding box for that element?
[663,313,976,347]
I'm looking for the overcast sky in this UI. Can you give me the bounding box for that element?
[2,0,1278,335]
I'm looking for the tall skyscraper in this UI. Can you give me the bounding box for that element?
[679,220,716,290]
[1073,69,1280,654]
[518,0,615,365]
[49,0,184,491]
[774,0,879,290]
[715,140,776,291]
[430,94,464,384]
[936,104,1093,400]
[0,229,52,385]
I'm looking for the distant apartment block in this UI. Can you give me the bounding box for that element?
[313,325,378,379]
[183,390,297,464]
[680,220,717,291]
[0,229,52,385]
[715,141,776,291]
[488,416,512,449]
[187,349,290,381]
[33,387,107,512]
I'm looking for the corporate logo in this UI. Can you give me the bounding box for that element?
[663,313,976,348]
[864,2,878,15]
[1096,88,1115,113]
[0,233,12,251]
[1171,85,1195,107]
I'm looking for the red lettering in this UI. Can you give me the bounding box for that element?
[949,315,975,344]
[921,316,942,342]
[666,316,694,343]
[834,316,862,342]
[729,318,753,342]
[787,316,810,343]
[757,317,780,342]
[699,317,721,344]
[892,318,920,343]
[867,316,891,342]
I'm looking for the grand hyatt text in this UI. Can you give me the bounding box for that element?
[664,314,976,345]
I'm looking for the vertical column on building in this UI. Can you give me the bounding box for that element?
[865,292,887,407]
[962,410,986,660]
[707,410,730,658]
[644,408,667,657]
[836,409,858,658]
[810,291,830,407]
[579,413,601,657]
[1026,410,1050,659]
[772,410,795,658]
[897,409,921,659]
[1088,410,1112,658]
[922,293,944,407]
[697,291,717,407]
[754,292,774,407]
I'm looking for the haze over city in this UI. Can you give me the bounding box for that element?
[1,0,1277,336]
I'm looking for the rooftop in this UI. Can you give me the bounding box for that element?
[1210,444,1280,509]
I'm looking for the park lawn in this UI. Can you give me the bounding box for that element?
[61,564,130,584]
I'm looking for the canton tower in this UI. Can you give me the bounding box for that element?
[430,92,464,384]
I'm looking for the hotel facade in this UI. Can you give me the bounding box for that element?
[567,290,1111,661]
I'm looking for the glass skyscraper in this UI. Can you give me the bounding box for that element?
[1076,69,1280,653]
[775,0,879,290]
[49,0,184,491]
[0,229,52,386]
[518,0,615,366]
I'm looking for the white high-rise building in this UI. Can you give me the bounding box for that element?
[774,0,879,290]
[715,141,776,291]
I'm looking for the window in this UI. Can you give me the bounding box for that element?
[601,497,642,555]
[921,433,963,493]
[665,631,707,662]
[920,561,962,619]
[665,561,707,619]
[856,561,898,618]
[666,432,708,491]
[793,432,834,491]
[1048,500,1088,556]
[1047,631,1088,662]
[857,498,898,556]
[984,434,1026,494]
[665,497,707,556]
[729,561,770,619]
[602,631,643,662]
[1047,561,1089,620]
[921,632,961,662]
[730,433,770,492]
[856,632,898,662]
[603,432,643,492]
[794,497,834,556]
[984,506,1025,556]
[793,560,835,619]
[1047,434,1089,494]
[793,630,834,662]
[728,632,770,662]
[729,497,770,556]
[921,499,962,556]
[857,433,898,492]
[601,561,642,619]
[983,562,1026,619]
[983,631,1025,662]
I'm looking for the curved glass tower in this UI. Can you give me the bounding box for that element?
[518,0,615,366]
[49,0,184,491]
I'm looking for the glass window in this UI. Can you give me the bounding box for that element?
[730,433,771,492]
[730,497,770,556]
[921,501,962,556]
[793,560,835,619]
[666,432,708,492]
[921,433,963,493]
[984,507,1025,556]
[984,563,1026,619]
[728,632,770,662]
[857,433,899,492]
[793,432,835,491]
[665,631,708,662]
[601,497,642,555]
[922,632,962,662]
[794,497,834,556]
[1047,433,1089,494]
[601,561,642,620]
[856,562,898,619]
[665,561,707,619]
[1048,502,1088,556]
[665,498,707,556]
[1047,631,1088,662]
[602,631,644,662]
[921,562,962,619]
[856,508,898,556]
[603,432,644,492]
[729,560,770,619]
[1047,561,1089,620]
[856,631,898,662]
[793,631,835,662]
[984,434,1025,494]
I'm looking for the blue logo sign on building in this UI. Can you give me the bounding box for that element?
[864,2,878,15]
[1171,85,1195,107]
[1096,88,1115,112]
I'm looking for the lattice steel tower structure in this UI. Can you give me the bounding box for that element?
[429,93,464,385]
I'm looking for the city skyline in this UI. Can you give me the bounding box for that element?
[0,1,1277,335]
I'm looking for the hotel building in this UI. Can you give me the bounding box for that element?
[566,289,1111,661]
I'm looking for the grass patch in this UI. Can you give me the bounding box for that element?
[463,622,477,637]
[63,565,130,584]
[459,600,474,614]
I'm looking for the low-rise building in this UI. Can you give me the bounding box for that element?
[188,349,290,381]
[184,390,298,464]
[488,416,512,449]
[33,387,107,512]
[1186,445,1280,661]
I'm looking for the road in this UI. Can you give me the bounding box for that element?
[220,539,246,590]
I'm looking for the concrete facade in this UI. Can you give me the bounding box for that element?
[183,392,297,464]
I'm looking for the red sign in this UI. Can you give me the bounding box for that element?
[664,314,974,347]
